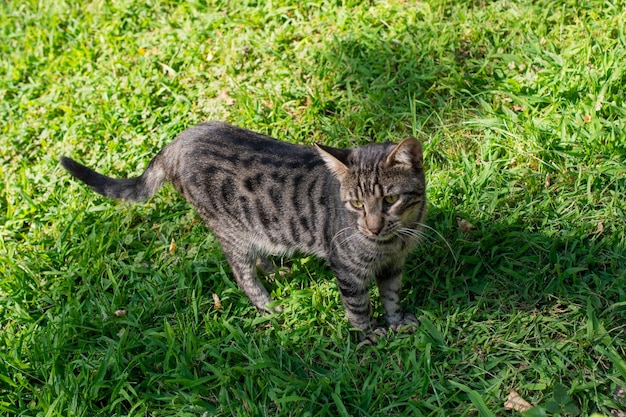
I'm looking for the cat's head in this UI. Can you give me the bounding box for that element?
[316,138,426,242]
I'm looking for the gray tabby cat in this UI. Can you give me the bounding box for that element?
[61,122,426,343]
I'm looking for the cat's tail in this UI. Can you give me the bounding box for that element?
[60,155,167,203]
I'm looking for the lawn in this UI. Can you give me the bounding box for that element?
[1,0,625,415]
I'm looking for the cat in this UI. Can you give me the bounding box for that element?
[61,122,426,343]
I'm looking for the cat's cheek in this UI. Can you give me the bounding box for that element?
[344,209,364,229]
[356,218,370,236]
[400,205,424,225]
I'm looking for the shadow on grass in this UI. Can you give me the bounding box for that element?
[413,204,626,312]
[312,32,492,144]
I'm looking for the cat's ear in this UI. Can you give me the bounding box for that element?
[315,144,351,178]
[386,137,423,169]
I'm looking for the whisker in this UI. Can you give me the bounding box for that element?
[396,230,427,250]
[412,222,458,264]
[330,226,354,250]
[397,228,430,242]
[397,229,431,251]
[335,232,362,251]
[330,226,366,254]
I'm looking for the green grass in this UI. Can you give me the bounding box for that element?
[1,0,625,415]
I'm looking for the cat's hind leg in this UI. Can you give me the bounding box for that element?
[255,256,290,281]
[221,245,278,313]
[255,256,275,276]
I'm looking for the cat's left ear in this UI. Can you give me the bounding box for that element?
[315,143,351,178]
[386,137,423,169]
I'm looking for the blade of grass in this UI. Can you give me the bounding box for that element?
[449,380,497,417]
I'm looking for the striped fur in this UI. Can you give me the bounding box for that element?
[61,122,426,342]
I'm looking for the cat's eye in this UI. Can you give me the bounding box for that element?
[384,194,399,205]
[350,200,364,209]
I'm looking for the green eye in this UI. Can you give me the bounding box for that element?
[384,194,399,204]
[350,200,364,209]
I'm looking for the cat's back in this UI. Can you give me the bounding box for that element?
[167,121,319,167]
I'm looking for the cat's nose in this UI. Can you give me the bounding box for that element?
[365,217,384,235]
[368,225,383,235]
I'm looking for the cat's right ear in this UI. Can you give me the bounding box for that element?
[386,137,423,169]
[315,144,351,178]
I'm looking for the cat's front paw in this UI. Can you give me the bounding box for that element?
[358,326,388,346]
[257,298,283,314]
[387,312,420,334]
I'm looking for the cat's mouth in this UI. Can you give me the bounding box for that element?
[361,229,399,243]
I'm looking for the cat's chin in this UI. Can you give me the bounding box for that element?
[362,232,399,244]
